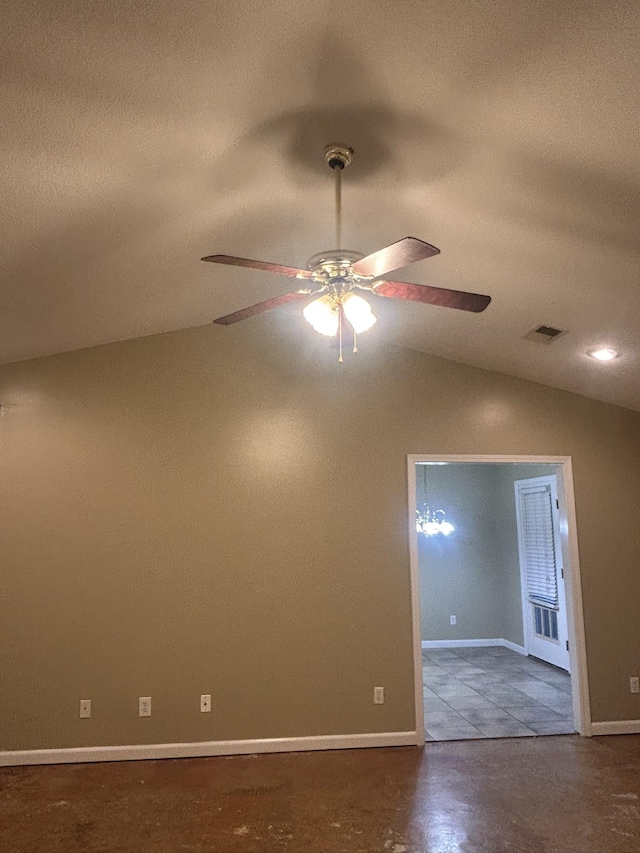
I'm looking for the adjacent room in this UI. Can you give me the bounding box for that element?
[416,462,575,741]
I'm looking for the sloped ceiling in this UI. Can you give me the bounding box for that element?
[2,0,639,409]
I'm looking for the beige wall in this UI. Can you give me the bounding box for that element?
[1,318,640,751]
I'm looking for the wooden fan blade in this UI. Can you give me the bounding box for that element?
[352,237,440,278]
[373,280,491,313]
[213,290,316,325]
[202,254,315,280]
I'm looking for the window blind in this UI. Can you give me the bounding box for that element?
[520,486,558,607]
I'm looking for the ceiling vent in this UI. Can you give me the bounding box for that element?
[523,325,568,345]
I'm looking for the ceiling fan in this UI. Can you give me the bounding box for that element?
[202,145,491,360]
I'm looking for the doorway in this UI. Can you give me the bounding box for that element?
[407,455,591,744]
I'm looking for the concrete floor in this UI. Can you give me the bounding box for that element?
[1,736,639,852]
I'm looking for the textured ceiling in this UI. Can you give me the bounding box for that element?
[2,0,639,409]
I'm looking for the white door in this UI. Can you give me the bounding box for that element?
[515,476,570,671]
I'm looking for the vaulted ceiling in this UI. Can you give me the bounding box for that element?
[2,0,639,408]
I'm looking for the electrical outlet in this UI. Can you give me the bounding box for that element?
[450,615,457,625]
[630,677,639,694]
[200,694,211,713]
[79,699,91,719]
[373,687,384,705]
[139,696,152,717]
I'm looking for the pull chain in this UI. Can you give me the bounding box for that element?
[353,330,358,353]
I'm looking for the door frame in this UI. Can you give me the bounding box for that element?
[407,454,591,744]
[514,475,570,670]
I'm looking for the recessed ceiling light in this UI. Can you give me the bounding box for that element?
[587,347,619,362]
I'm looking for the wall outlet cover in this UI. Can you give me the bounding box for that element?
[373,687,384,704]
[200,694,212,713]
[139,696,152,717]
[79,699,91,719]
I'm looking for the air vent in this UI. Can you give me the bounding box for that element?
[523,325,568,345]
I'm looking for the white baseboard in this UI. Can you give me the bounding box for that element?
[500,639,527,655]
[591,720,640,736]
[0,731,418,768]
[422,638,527,655]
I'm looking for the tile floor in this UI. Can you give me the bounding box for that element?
[423,645,575,741]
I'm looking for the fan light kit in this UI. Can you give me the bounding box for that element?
[202,145,491,361]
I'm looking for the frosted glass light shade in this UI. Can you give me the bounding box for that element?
[303,295,339,336]
[342,292,377,333]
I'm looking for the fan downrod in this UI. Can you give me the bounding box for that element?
[324,145,353,249]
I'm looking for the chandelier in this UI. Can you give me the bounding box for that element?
[416,506,455,537]
[416,463,455,536]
